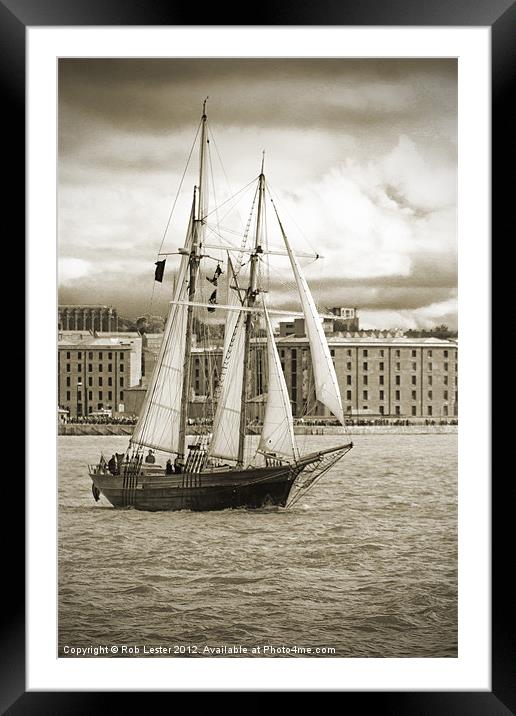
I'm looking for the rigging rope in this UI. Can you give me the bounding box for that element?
[147,119,203,316]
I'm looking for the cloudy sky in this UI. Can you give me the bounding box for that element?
[58,59,457,329]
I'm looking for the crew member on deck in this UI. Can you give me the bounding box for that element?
[108,454,118,475]
[166,459,173,475]
[174,456,183,474]
[145,449,156,464]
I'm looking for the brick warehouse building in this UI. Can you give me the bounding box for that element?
[275,333,458,420]
[122,328,458,421]
[58,332,142,418]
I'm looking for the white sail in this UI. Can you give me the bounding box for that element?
[283,235,344,425]
[209,309,246,461]
[258,305,296,460]
[130,213,194,453]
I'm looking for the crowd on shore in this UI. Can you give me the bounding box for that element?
[61,415,457,428]
[61,415,138,425]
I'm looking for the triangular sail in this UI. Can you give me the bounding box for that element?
[208,309,246,461]
[130,207,194,453]
[258,304,296,460]
[282,235,344,425]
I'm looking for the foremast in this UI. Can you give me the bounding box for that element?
[178,100,209,463]
[237,155,266,467]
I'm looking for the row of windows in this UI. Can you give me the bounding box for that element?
[330,348,455,358]
[345,390,456,401]
[64,363,124,373]
[339,360,456,372]
[65,391,124,402]
[351,405,450,416]
[64,351,125,360]
[62,376,124,387]
[345,374,453,386]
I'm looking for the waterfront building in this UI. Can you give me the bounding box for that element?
[57,331,142,418]
[276,333,457,420]
[121,327,458,421]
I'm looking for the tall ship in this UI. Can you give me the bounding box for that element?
[89,101,353,511]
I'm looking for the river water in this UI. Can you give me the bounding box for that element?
[58,433,457,658]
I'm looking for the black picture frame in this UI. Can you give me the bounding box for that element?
[7,0,507,710]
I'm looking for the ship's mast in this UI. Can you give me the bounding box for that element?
[178,101,208,462]
[237,154,266,466]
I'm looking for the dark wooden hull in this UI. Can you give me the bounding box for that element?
[90,464,302,512]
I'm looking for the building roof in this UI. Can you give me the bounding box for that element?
[276,334,458,347]
[58,334,139,349]
[58,304,116,309]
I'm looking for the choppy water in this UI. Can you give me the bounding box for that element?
[58,433,457,658]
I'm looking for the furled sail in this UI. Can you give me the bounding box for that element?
[222,258,241,359]
[283,235,344,425]
[258,304,296,460]
[208,309,246,461]
[130,208,194,453]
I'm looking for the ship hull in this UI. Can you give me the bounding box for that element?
[90,464,302,512]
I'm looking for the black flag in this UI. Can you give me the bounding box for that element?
[207,264,223,286]
[207,289,217,312]
[154,259,166,282]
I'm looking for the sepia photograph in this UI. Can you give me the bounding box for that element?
[57,58,458,659]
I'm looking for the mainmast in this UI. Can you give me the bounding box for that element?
[178,101,209,462]
[237,154,266,466]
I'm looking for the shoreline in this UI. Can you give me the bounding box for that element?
[58,424,458,437]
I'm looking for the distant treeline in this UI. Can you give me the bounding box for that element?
[404,324,458,339]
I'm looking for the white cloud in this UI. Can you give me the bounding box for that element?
[58,257,92,284]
